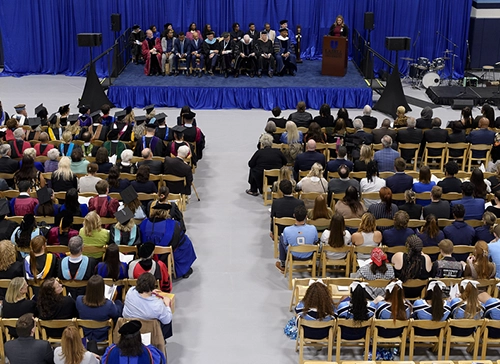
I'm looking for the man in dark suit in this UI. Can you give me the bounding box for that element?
[450,182,485,220]
[325,146,353,174]
[293,140,325,179]
[173,32,190,75]
[138,148,163,175]
[268,107,287,128]
[467,117,495,159]
[423,186,450,219]
[372,118,397,146]
[422,118,448,156]
[351,118,374,143]
[437,161,462,193]
[0,144,20,187]
[5,313,54,364]
[345,118,373,160]
[163,145,193,195]
[270,180,305,239]
[355,105,378,129]
[416,106,433,129]
[385,157,414,199]
[396,117,423,162]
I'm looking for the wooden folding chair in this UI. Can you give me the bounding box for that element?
[326,171,339,181]
[372,319,409,360]
[440,193,464,202]
[262,169,280,205]
[351,245,379,273]
[422,142,447,171]
[479,318,500,358]
[402,279,428,300]
[60,280,89,296]
[296,318,336,364]
[445,142,469,170]
[272,217,295,259]
[44,245,69,255]
[77,319,113,347]
[308,218,331,236]
[335,317,373,362]
[408,318,447,360]
[445,318,483,360]
[465,219,483,228]
[379,171,395,179]
[285,245,319,289]
[289,278,312,312]
[467,144,491,172]
[154,245,176,282]
[398,143,421,171]
[37,318,78,345]
[408,219,425,229]
[320,245,351,278]
[298,170,310,181]
[102,279,127,301]
[344,218,361,230]
[375,218,394,229]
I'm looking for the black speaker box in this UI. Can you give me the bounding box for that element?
[111,13,121,32]
[385,37,411,51]
[364,12,374,30]
[77,33,102,47]
[452,99,475,109]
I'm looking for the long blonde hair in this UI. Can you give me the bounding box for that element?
[84,211,102,237]
[53,156,74,181]
[59,326,86,364]
[307,162,323,178]
[4,277,26,304]
[285,121,300,143]
[359,145,373,164]
[0,240,17,271]
[357,212,376,233]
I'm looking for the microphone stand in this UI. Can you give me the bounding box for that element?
[410,31,421,89]
[436,31,458,86]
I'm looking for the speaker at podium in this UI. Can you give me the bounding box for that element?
[322,36,348,77]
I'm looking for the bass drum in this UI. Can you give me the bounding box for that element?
[422,72,441,88]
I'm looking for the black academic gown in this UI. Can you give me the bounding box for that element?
[155,126,173,142]
[134,135,165,157]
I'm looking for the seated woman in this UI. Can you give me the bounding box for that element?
[271,166,296,198]
[70,148,89,175]
[108,166,131,194]
[373,280,411,321]
[44,148,60,173]
[11,214,46,258]
[128,242,170,292]
[59,131,78,157]
[464,240,496,279]
[118,149,137,174]
[14,155,45,190]
[412,166,435,206]
[140,201,197,279]
[469,168,491,199]
[307,194,333,220]
[296,163,328,209]
[486,191,500,218]
[2,277,37,326]
[95,147,114,174]
[319,213,351,260]
[60,188,89,217]
[304,122,326,143]
[88,180,120,218]
[450,280,483,320]
[76,275,122,342]
[351,212,382,259]
[146,186,185,231]
[34,187,60,217]
[24,235,58,282]
[417,214,444,248]
[354,145,373,172]
[78,163,102,193]
[259,121,280,147]
[475,211,496,243]
[51,157,78,193]
[47,211,79,246]
[334,186,367,219]
[280,120,303,144]
[398,190,422,220]
[101,320,166,363]
[351,248,395,299]
[110,207,141,246]
[295,281,335,340]
[336,282,375,324]
[54,326,99,364]
[131,165,158,195]
[119,186,147,220]
[368,187,399,231]
[37,278,78,338]
[96,243,128,280]
[413,280,451,328]
[361,161,386,208]
[382,210,415,247]
[79,211,109,260]
[123,272,173,339]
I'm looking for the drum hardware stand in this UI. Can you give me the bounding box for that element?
[437,31,458,86]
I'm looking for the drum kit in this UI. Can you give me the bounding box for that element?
[402,49,455,88]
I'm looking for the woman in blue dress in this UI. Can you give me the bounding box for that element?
[140,201,196,278]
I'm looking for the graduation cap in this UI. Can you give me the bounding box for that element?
[171,125,186,135]
[135,115,147,125]
[125,106,133,115]
[28,117,41,128]
[120,185,138,205]
[48,113,57,125]
[132,25,140,30]
[14,104,26,112]
[55,209,74,227]
[146,118,157,130]
[0,198,10,216]
[115,110,126,121]
[143,104,155,114]
[279,28,289,33]
[37,187,52,205]
[34,103,46,115]
[279,19,288,25]
[260,30,268,35]
[90,110,101,123]
[154,112,167,124]
[107,128,119,140]
[59,104,70,114]
[152,202,172,210]
[183,111,196,120]
[79,105,89,114]
[115,207,134,225]
[68,114,79,125]
[119,320,142,336]
[137,242,155,259]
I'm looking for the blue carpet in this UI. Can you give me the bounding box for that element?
[108,60,372,110]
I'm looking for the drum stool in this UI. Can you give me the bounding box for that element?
[483,65,495,81]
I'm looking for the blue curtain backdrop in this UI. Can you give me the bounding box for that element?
[0,0,472,78]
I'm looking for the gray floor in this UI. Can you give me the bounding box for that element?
[0,73,492,363]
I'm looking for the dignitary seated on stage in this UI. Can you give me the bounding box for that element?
[161,29,176,75]
[219,32,236,78]
[189,31,204,77]
[202,31,220,75]
[173,32,190,76]
[256,30,275,77]
[129,25,145,64]
[234,35,257,78]
[141,29,162,76]
[274,28,297,76]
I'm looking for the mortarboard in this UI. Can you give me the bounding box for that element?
[48,113,57,125]
[90,110,101,123]
[119,320,142,336]
[37,187,52,205]
[143,104,155,114]
[154,112,167,124]
[132,25,140,30]
[0,198,10,216]
[115,110,126,121]
[28,117,41,128]
[137,242,155,259]
[34,104,45,115]
[260,30,268,35]
[135,115,147,124]
[14,104,26,111]
[171,125,186,134]
[146,118,157,130]
[125,106,133,115]
[115,207,134,225]
[59,104,70,114]
[79,105,90,114]
[280,20,288,25]
[183,111,196,120]
[68,114,79,124]
[279,28,289,33]
[152,202,172,210]
[107,128,119,140]
[120,185,138,205]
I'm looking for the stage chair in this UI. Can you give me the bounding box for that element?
[421,142,447,171]
[467,144,491,172]
[296,318,335,364]
[335,317,373,362]
[444,318,483,360]
[154,245,176,281]
[480,319,500,359]
[285,245,319,289]
[262,169,280,205]
[320,245,351,278]
[272,217,295,259]
[408,318,446,360]
[77,319,113,348]
[371,319,409,360]
[398,143,420,171]
[37,318,78,345]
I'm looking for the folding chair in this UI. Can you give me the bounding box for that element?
[320,245,351,278]
[154,245,176,282]
[272,217,295,259]
[296,318,336,364]
[408,318,447,360]
[398,143,421,171]
[467,144,491,172]
[445,143,469,170]
[421,142,447,171]
[37,318,78,345]
[444,318,483,360]
[371,319,409,360]
[77,319,113,347]
[262,169,280,205]
[480,319,500,359]
[335,317,373,362]
[285,245,319,289]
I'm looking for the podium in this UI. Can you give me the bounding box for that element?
[321,36,348,77]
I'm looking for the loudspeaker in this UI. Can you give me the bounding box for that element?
[77,33,102,47]
[452,99,475,110]
[385,37,411,51]
[364,12,374,30]
[111,13,121,32]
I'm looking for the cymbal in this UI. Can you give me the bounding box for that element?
[443,57,450,60]
[401,57,414,61]
[444,49,454,53]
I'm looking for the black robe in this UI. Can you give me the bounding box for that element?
[134,135,165,157]
[155,126,173,142]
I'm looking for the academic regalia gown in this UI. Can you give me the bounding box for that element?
[134,135,165,157]
[183,126,205,159]
[114,123,133,142]
[256,39,276,72]
[141,37,162,75]
[101,344,166,364]
[90,123,109,142]
[103,141,127,158]
[234,39,257,72]
[155,126,173,142]
[274,36,297,73]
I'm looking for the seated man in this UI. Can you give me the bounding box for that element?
[437,161,462,193]
[163,145,193,196]
[327,164,360,204]
[219,32,236,78]
[431,238,463,278]
[141,29,162,76]
[88,180,120,218]
[256,30,275,77]
[450,181,484,220]
[372,118,397,145]
[422,117,448,156]
[355,105,378,129]
[466,116,495,161]
[202,31,220,75]
[173,32,189,76]
[234,35,257,78]
[382,210,415,247]
[275,205,317,273]
[5,313,53,364]
[396,117,423,162]
[274,28,297,76]
[374,135,400,172]
[189,31,204,77]
[270,180,305,239]
[443,204,475,246]
[325,146,353,174]
[138,148,163,175]
[385,157,413,196]
[10,180,38,216]
[129,24,145,64]
[9,128,31,159]
[293,140,325,180]
[423,186,450,219]
[58,236,98,297]
[161,29,176,75]
[134,119,165,157]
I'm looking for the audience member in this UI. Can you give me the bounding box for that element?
[412,280,451,321]
[296,163,328,209]
[163,145,193,196]
[412,166,435,206]
[423,186,450,219]
[374,135,399,172]
[334,185,366,219]
[11,214,45,255]
[319,213,351,259]
[51,156,78,192]
[95,147,113,174]
[128,242,171,292]
[415,107,433,129]
[69,148,89,174]
[383,210,415,247]
[397,117,422,162]
[417,214,444,247]
[34,132,54,156]
[372,280,411,321]
[351,212,382,259]
[307,194,333,220]
[44,148,60,173]
[313,104,334,128]
[372,118,397,145]
[47,212,78,246]
[294,140,325,179]
[110,207,141,246]
[9,127,31,158]
[450,182,485,220]
[0,240,23,300]
[328,165,360,201]
[353,145,373,172]
[447,120,467,148]
[463,240,496,279]
[54,325,99,364]
[79,212,109,259]
[466,117,495,161]
[336,108,353,128]
[385,158,414,199]
[422,118,448,156]
[392,235,432,285]
[119,149,136,174]
[398,190,422,219]
[355,105,377,129]
[367,187,398,224]
[88,180,120,218]
[270,180,305,238]
[0,144,20,178]
[394,106,408,128]
[131,165,159,195]
[443,204,475,246]
[360,161,386,208]
[487,165,500,193]
[2,277,37,326]
[336,282,376,319]
[108,166,131,194]
[24,235,58,282]
[104,129,127,158]
[469,168,490,199]
[11,180,38,216]
[271,166,296,198]
[325,146,353,173]
[96,243,128,280]
[431,239,463,278]
[78,163,101,193]
[119,186,147,220]
[35,187,60,217]
[450,280,483,319]
[60,188,89,217]
[475,211,496,243]
[351,248,394,298]
[268,106,287,128]
[15,155,45,190]
[280,120,303,144]
[488,225,500,278]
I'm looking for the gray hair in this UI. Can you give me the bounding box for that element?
[68,236,84,255]
[47,148,60,160]
[353,118,364,130]
[265,121,277,134]
[363,105,372,116]
[121,149,133,163]
[23,147,36,159]
[178,145,190,158]
[381,118,391,128]
[0,144,11,156]
[407,117,416,128]
[141,148,152,159]
[259,133,273,148]
[13,128,24,139]
[381,135,393,148]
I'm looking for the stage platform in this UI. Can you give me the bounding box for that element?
[107,60,372,111]
[426,85,500,106]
